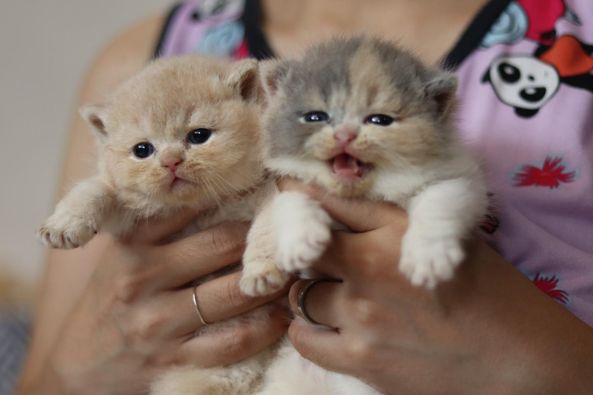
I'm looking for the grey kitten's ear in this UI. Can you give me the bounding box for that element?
[260,59,292,97]
[226,58,261,101]
[80,104,109,140]
[425,71,458,118]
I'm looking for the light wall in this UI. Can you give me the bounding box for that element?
[0,0,172,284]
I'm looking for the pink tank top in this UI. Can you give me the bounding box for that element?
[155,0,593,326]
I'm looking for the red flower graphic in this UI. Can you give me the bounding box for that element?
[514,157,576,188]
[532,273,569,304]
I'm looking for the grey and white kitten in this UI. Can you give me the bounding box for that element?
[240,37,488,395]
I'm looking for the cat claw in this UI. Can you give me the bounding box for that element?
[37,220,97,249]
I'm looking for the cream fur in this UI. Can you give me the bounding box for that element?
[37,55,279,395]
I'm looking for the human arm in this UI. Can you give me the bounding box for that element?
[15,17,288,395]
[283,180,593,395]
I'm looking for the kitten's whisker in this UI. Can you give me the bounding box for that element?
[210,173,242,196]
[201,178,224,208]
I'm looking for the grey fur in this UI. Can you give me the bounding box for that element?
[264,36,458,159]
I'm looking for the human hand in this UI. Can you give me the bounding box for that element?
[36,213,288,395]
[281,180,593,395]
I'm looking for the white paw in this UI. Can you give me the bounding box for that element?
[37,213,97,249]
[240,267,290,297]
[271,192,332,273]
[399,231,464,289]
[275,209,331,272]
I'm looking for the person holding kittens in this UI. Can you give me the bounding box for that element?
[15,0,593,394]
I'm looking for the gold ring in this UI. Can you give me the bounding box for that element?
[192,284,209,326]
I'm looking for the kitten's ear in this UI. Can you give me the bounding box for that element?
[226,58,261,101]
[80,104,109,140]
[424,71,458,118]
[260,59,292,97]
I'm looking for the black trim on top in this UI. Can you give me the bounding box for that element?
[441,0,513,70]
[243,0,275,59]
[153,3,183,59]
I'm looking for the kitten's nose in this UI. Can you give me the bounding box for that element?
[160,156,183,172]
[334,128,357,147]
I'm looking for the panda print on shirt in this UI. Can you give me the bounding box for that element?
[482,55,560,117]
[480,0,593,118]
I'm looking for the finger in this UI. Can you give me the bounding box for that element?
[130,208,198,244]
[289,279,345,329]
[125,272,290,342]
[190,271,291,331]
[313,230,362,278]
[145,222,249,290]
[288,319,351,374]
[278,178,405,232]
[176,306,289,367]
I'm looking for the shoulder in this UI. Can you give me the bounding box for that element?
[81,14,165,102]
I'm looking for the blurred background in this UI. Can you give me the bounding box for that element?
[0,0,173,286]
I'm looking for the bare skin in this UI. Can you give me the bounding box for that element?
[16,0,593,394]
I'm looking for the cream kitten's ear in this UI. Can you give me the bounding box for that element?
[226,58,261,101]
[80,104,109,140]
[260,59,293,97]
[424,72,458,118]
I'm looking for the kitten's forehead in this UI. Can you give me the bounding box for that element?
[284,37,433,114]
[106,56,238,133]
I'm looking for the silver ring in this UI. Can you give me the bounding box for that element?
[296,279,327,326]
[192,284,209,326]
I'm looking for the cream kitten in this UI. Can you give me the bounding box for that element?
[38,55,277,395]
[240,37,488,395]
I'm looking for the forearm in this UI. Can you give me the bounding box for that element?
[15,238,105,394]
[15,364,71,395]
[451,243,593,395]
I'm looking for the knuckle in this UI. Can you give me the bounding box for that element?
[287,324,305,349]
[346,337,373,365]
[359,243,395,280]
[224,280,247,308]
[128,309,166,342]
[350,297,381,326]
[207,224,245,255]
[222,328,253,356]
[115,273,145,303]
[147,350,178,368]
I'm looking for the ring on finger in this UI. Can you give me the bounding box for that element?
[192,283,210,326]
[296,278,330,326]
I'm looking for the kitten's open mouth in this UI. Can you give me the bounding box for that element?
[329,153,372,181]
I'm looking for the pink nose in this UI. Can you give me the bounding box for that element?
[161,158,183,172]
[334,128,357,147]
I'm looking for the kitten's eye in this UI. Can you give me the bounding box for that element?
[187,128,212,145]
[132,142,155,159]
[365,114,395,126]
[302,111,330,123]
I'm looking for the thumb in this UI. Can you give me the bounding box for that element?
[277,178,405,232]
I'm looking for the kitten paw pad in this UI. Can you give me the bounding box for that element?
[399,235,464,289]
[240,269,290,297]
